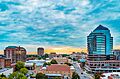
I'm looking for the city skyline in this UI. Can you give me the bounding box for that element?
[0,0,120,53]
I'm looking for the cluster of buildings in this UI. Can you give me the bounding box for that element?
[0,25,120,79]
[25,57,75,79]
[86,25,120,78]
[0,45,76,79]
[0,46,45,68]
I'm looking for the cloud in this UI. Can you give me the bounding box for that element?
[0,0,120,52]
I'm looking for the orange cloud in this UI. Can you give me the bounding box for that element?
[27,47,87,54]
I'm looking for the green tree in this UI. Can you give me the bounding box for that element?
[0,77,8,79]
[36,73,48,79]
[43,62,51,67]
[73,58,76,61]
[8,72,27,79]
[15,61,25,71]
[72,72,80,79]
[94,72,102,79]
[81,52,85,54]
[62,54,69,57]
[42,54,49,59]
[50,59,58,64]
[0,73,7,79]
[0,73,6,78]
[20,68,28,75]
[44,54,49,58]
[38,56,42,60]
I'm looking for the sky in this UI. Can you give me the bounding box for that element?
[0,0,120,54]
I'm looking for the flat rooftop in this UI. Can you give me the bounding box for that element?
[0,68,11,73]
[45,74,62,77]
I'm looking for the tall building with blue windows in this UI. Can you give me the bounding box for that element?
[87,25,113,55]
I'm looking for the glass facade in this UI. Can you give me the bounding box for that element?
[87,25,113,55]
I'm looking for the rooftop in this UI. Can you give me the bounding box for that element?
[101,72,120,79]
[6,46,17,49]
[45,74,62,77]
[0,68,12,73]
[25,63,34,67]
[45,64,70,72]
[94,25,109,31]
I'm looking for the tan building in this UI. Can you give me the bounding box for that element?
[4,46,26,63]
[53,57,69,64]
[40,64,74,78]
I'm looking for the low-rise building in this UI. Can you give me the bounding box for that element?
[87,54,115,61]
[53,57,69,64]
[49,52,58,59]
[100,72,120,79]
[26,60,45,67]
[70,53,87,60]
[0,68,13,77]
[25,62,36,70]
[40,64,74,79]
[87,60,120,73]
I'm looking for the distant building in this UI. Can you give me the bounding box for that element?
[26,60,45,66]
[4,46,26,63]
[40,64,74,78]
[87,25,113,56]
[49,52,57,59]
[113,50,120,60]
[53,57,69,64]
[37,47,44,56]
[70,52,87,60]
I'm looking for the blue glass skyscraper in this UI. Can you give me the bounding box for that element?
[87,25,113,55]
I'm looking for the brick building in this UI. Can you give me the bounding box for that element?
[40,64,74,79]
[4,46,26,63]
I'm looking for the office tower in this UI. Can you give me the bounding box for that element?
[86,25,120,73]
[87,25,113,55]
[4,46,26,63]
[37,47,44,56]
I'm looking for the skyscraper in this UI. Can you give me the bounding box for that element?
[87,25,113,55]
[37,47,44,56]
[4,46,26,63]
